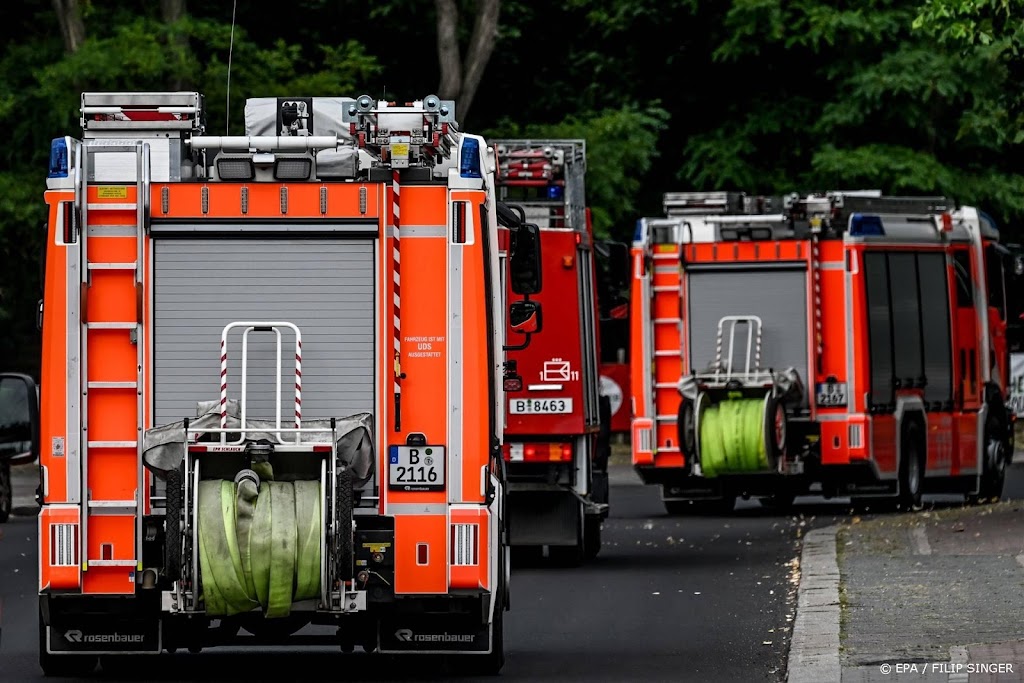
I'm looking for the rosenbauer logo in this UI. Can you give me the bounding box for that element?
[394,628,474,644]
[64,629,145,644]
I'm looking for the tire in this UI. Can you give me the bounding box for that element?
[763,396,786,472]
[969,413,1007,504]
[335,467,354,581]
[583,515,602,561]
[0,460,12,523]
[163,462,183,581]
[39,606,98,677]
[677,399,696,472]
[897,420,924,511]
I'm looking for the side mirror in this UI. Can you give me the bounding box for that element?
[0,373,39,466]
[509,299,542,335]
[510,223,542,295]
[505,300,542,351]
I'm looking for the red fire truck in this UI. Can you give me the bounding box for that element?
[630,191,1016,512]
[31,90,546,675]
[493,139,610,563]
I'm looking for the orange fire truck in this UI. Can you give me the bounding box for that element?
[32,91,545,675]
[492,139,611,563]
[630,191,1016,513]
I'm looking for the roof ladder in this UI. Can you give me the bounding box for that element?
[78,139,151,589]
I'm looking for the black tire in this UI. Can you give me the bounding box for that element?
[163,462,183,581]
[677,399,696,473]
[583,515,602,561]
[763,396,787,472]
[336,467,354,581]
[39,606,98,677]
[0,460,12,523]
[897,420,924,511]
[969,412,1007,504]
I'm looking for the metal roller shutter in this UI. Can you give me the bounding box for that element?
[686,268,809,405]
[153,238,375,427]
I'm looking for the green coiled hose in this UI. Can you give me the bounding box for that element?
[197,477,322,618]
[699,398,770,478]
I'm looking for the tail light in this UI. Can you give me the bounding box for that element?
[510,442,572,462]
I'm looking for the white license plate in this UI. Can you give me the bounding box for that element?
[509,397,573,414]
[816,382,848,407]
[388,445,445,492]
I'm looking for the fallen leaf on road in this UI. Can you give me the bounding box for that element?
[852,516,861,524]
[763,641,773,645]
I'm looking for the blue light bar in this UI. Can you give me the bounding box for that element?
[633,219,643,242]
[48,137,69,178]
[547,185,564,200]
[849,213,884,236]
[459,137,482,178]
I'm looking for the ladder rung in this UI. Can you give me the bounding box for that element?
[88,499,137,508]
[87,559,138,568]
[652,253,679,261]
[654,350,679,357]
[86,322,137,330]
[87,440,138,449]
[87,262,138,271]
[87,203,137,211]
[653,286,678,292]
[656,447,681,453]
[655,382,678,389]
[656,415,677,421]
[87,381,138,389]
[654,318,681,324]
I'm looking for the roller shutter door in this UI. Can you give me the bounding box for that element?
[686,268,809,405]
[153,238,375,427]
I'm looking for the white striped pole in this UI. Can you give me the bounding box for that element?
[392,169,403,431]
[220,337,228,434]
[295,332,303,430]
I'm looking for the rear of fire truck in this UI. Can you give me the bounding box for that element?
[34,91,544,676]
[492,139,608,564]
[631,190,1016,512]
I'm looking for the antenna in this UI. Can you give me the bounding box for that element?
[226,0,238,135]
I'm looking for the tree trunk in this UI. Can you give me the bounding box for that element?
[434,0,501,122]
[51,0,86,54]
[435,0,462,101]
[160,0,190,90]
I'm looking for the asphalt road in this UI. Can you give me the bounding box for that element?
[1,461,1021,682]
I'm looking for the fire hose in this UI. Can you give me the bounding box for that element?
[197,473,321,618]
[698,398,770,478]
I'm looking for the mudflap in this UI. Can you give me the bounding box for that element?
[377,615,493,654]
[507,490,579,546]
[42,595,162,655]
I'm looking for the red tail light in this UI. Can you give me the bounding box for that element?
[522,443,572,462]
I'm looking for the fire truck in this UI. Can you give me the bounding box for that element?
[492,139,611,563]
[32,91,545,675]
[630,191,1016,513]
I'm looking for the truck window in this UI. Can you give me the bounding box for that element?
[863,252,895,409]
[952,250,973,308]
[888,252,923,388]
[917,252,953,406]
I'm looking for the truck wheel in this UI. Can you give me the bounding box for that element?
[969,413,1007,504]
[38,607,98,677]
[335,467,354,581]
[897,420,924,511]
[677,398,696,473]
[583,515,602,561]
[163,462,183,581]
[0,461,12,523]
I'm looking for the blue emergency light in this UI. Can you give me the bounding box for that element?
[547,185,564,200]
[48,137,69,178]
[849,213,884,236]
[459,137,482,178]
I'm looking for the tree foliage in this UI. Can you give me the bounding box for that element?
[1,0,1023,373]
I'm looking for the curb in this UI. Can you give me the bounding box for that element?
[786,525,841,683]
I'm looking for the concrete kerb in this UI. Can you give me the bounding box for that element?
[786,525,842,683]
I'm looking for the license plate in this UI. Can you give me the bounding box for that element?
[816,382,848,407]
[388,445,445,492]
[509,397,573,414]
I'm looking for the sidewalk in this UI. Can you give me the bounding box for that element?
[788,472,1024,682]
